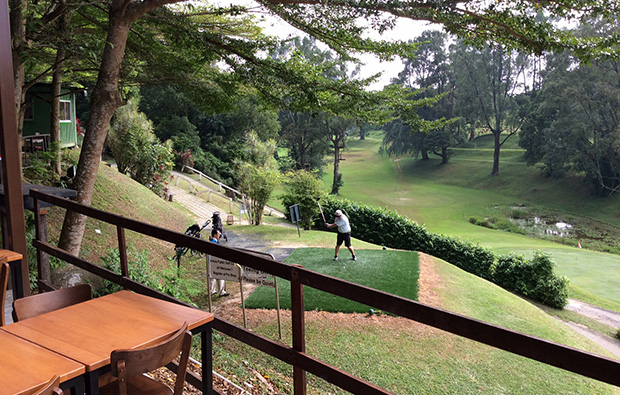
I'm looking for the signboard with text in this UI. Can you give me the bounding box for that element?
[208,256,275,288]
[208,256,240,281]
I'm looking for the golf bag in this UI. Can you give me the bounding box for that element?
[211,211,228,241]
[175,220,211,259]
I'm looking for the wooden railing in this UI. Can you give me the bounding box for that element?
[29,190,620,394]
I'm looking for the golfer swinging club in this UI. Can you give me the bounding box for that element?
[325,209,357,261]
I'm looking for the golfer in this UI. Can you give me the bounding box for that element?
[209,229,229,297]
[326,209,357,261]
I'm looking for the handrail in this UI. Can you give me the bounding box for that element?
[181,165,242,198]
[29,190,620,393]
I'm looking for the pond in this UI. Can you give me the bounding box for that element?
[511,216,574,237]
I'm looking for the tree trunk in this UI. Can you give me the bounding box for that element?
[331,143,340,195]
[492,131,500,176]
[421,149,429,161]
[58,0,185,255]
[441,146,448,164]
[58,9,131,255]
[50,1,69,175]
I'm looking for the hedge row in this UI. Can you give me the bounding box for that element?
[317,195,568,308]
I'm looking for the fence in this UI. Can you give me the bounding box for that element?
[29,190,620,394]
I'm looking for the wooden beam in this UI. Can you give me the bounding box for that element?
[0,0,30,296]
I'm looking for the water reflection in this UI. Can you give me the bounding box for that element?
[511,216,573,237]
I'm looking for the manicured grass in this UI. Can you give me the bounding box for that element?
[327,135,620,305]
[245,248,419,312]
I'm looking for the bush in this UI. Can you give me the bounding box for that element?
[108,100,174,196]
[281,170,326,230]
[317,195,568,308]
[96,246,198,303]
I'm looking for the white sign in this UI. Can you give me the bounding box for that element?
[208,256,240,281]
[242,266,276,288]
[208,256,275,288]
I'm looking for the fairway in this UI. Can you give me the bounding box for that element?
[245,248,420,312]
[327,136,620,305]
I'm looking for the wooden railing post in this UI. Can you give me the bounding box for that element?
[117,226,129,279]
[34,206,51,286]
[291,264,306,395]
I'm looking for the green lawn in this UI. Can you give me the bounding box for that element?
[245,248,419,312]
[326,135,620,305]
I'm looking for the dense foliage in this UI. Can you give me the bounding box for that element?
[280,170,326,230]
[519,23,620,197]
[235,132,281,225]
[108,100,174,196]
[317,195,568,307]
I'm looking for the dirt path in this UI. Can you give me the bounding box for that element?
[560,299,620,359]
[566,299,620,329]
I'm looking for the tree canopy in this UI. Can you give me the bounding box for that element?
[12,0,620,252]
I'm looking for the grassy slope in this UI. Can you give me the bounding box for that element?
[46,163,196,269]
[327,135,620,305]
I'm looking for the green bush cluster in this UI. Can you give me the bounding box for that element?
[317,195,568,308]
[494,251,568,308]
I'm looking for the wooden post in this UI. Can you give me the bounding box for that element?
[290,264,306,395]
[35,208,51,285]
[117,226,129,279]
[0,1,29,296]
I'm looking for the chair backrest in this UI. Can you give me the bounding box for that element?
[110,322,192,395]
[1,259,9,326]
[30,375,63,395]
[13,283,92,321]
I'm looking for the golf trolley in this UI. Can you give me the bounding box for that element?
[174,211,228,267]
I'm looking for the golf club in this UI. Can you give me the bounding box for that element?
[317,200,326,223]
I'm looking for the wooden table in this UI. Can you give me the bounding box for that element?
[0,330,85,395]
[0,248,24,300]
[4,290,214,394]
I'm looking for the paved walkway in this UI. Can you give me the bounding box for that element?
[170,170,285,223]
[170,171,250,225]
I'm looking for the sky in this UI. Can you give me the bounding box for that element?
[213,0,441,90]
[258,14,437,90]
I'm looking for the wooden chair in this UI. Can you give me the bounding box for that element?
[1,258,9,326]
[99,322,192,395]
[30,375,63,395]
[13,283,92,322]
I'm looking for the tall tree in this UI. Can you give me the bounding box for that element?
[59,0,190,254]
[385,30,459,164]
[520,21,620,196]
[451,43,529,175]
[235,131,280,225]
[279,110,330,171]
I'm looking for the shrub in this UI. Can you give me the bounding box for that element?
[95,246,198,303]
[281,170,326,230]
[317,195,568,308]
